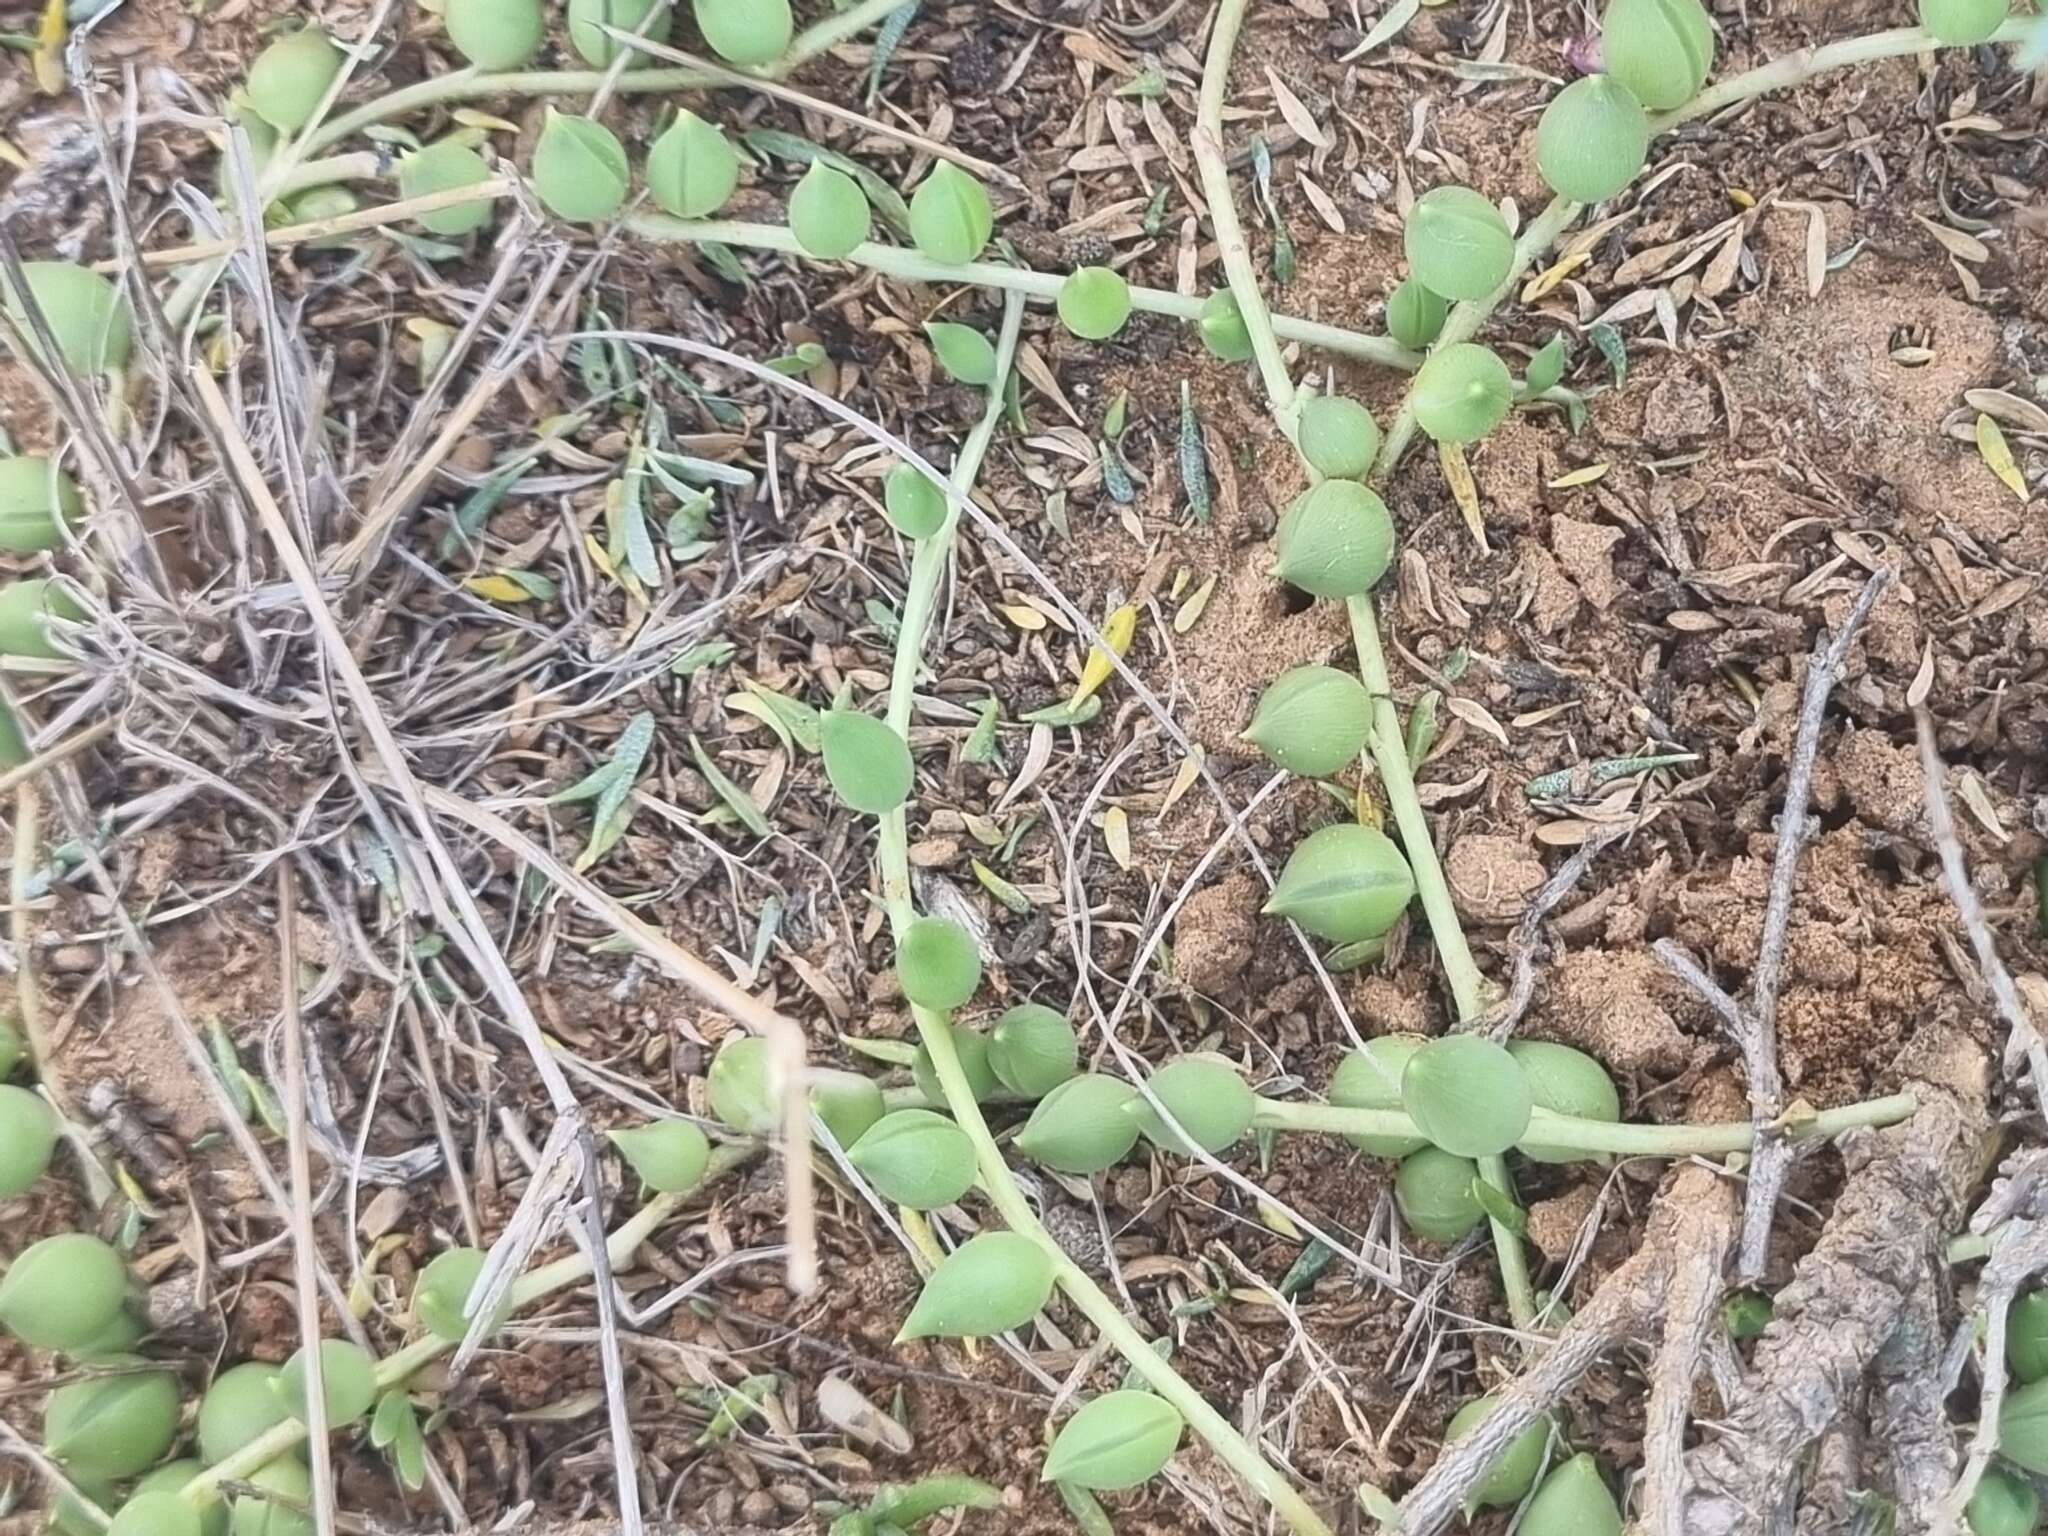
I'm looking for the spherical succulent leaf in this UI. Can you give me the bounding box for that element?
[1967,1466,2041,1536]
[706,1035,777,1135]
[71,1309,146,1359]
[1263,822,1416,944]
[244,28,342,132]
[646,111,740,219]
[1127,1056,1254,1156]
[230,1457,313,1536]
[51,1480,117,1536]
[444,0,546,68]
[1402,1036,1531,1158]
[1328,1036,1429,1157]
[908,163,993,265]
[821,708,913,814]
[0,457,79,553]
[287,186,362,249]
[1243,664,1372,778]
[1014,1073,1140,1174]
[1520,1453,1623,1536]
[1403,186,1512,302]
[1042,1391,1184,1490]
[412,1246,505,1342]
[198,1362,291,1463]
[1601,0,1715,109]
[788,161,872,260]
[882,463,947,539]
[1445,1396,1552,1509]
[1196,289,1255,362]
[397,141,495,236]
[1057,267,1132,341]
[694,0,792,65]
[809,1068,884,1148]
[987,1004,1078,1098]
[896,917,981,1012]
[2000,1376,2048,1473]
[531,111,629,223]
[566,0,671,66]
[1270,479,1396,599]
[0,1082,55,1196]
[608,1120,712,1193]
[1297,395,1381,480]
[896,1232,1052,1340]
[1508,1041,1620,1162]
[1385,277,1448,350]
[45,1366,181,1479]
[133,1462,228,1536]
[1722,1288,1774,1340]
[2009,1290,2048,1382]
[1535,75,1650,204]
[924,322,997,385]
[6,262,131,376]
[1394,1146,1484,1241]
[0,1232,129,1351]
[277,1338,378,1428]
[912,1026,998,1105]
[847,1109,977,1209]
[1411,342,1513,444]
[1919,0,2009,45]
[110,1493,201,1536]
[0,578,83,659]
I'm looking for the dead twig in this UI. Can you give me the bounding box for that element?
[1485,819,1635,1038]
[1637,1176,1737,1535]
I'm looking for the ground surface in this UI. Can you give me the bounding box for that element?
[1,1,2045,1533]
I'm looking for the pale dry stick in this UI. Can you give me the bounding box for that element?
[1636,1185,1736,1536]
[401,992,484,1246]
[1936,1218,2048,1532]
[109,178,519,268]
[276,866,338,1536]
[10,785,52,1103]
[0,718,116,800]
[0,1413,112,1531]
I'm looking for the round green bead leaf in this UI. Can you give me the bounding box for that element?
[445,0,545,68]
[1245,664,1371,778]
[287,186,361,250]
[1014,1073,1139,1174]
[908,163,993,265]
[1968,1467,2041,1536]
[789,161,872,260]
[6,262,131,376]
[1394,1147,1483,1242]
[912,1025,999,1105]
[278,1338,377,1428]
[1127,1056,1254,1156]
[1602,0,1714,109]
[821,709,913,814]
[694,0,791,64]
[2009,1290,2048,1381]
[897,1231,1052,1340]
[413,1246,503,1342]
[1271,479,1396,599]
[1297,395,1380,480]
[1263,822,1416,944]
[1385,277,1447,350]
[1402,1035,1531,1158]
[397,141,495,236]
[809,1068,884,1148]
[1920,0,2009,45]
[531,111,629,224]
[245,29,342,132]
[897,917,981,1012]
[52,1481,117,1536]
[1057,267,1132,341]
[0,456,79,553]
[1403,186,1512,303]
[567,0,671,66]
[707,1035,777,1135]
[2002,1376,2048,1473]
[0,1082,55,1197]
[883,463,947,539]
[848,1109,977,1209]
[1411,342,1513,444]
[1196,289,1255,362]
[230,1458,313,1536]
[1042,1391,1184,1490]
[198,1363,290,1464]
[1508,1041,1620,1163]
[1445,1396,1551,1509]
[1328,1036,1428,1157]
[1535,75,1650,204]
[925,322,997,385]
[46,1367,181,1479]
[647,111,739,219]
[134,1465,228,1536]
[0,1232,128,1351]
[110,1493,200,1536]
[1723,1288,1774,1340]
[1521,1454,1623,1536]
[0,578,83,659]
[988,1004,1078,1098]
[609,1120,712,1192]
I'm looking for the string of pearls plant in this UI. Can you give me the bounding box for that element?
[0,0,2035,1533]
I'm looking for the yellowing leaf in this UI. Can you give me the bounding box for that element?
[584,532,622,585]
[451,108,520,132]
[997,602,1047,632]
[1976,413,2029,501]
[1103,806,1132,870]
[1257,1200,1302,1241]
[0,138,27,173]
[464,574,536,603]
[1173,573,1217,634]
[1727,187,1755,209]
[1548,463,1609,489]
[1520,250,1589,303]
[1160,749,1203,818]
[32,0,65,96]
[1437,441,1488,555]
[1069,604,1136,708]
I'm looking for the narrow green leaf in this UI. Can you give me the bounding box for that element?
[690,734,771,837]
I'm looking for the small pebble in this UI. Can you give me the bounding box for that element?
[739,1490,778,1523]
